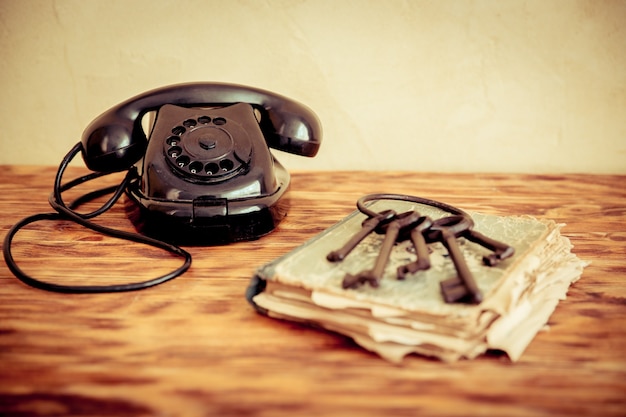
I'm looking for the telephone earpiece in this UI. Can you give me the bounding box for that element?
[80,82,322,173]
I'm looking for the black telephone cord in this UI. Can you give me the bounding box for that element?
[2,143,192,293]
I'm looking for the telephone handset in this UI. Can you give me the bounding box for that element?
[83,82,322,243]
[3,83,322,292]
[82,82,321,172]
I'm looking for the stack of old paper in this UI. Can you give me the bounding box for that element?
[247,200,586,363]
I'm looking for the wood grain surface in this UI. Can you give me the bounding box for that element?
[1,165,625,417]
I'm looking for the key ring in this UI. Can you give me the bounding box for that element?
[356,193,473,227]
[426,215,474,243]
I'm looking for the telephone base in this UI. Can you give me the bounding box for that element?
[124,193,290,246]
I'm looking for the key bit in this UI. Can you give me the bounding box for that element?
[342,270,381,289]
[396,216,433,279]
[327,209,396,262]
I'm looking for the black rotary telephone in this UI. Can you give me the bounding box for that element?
[3,82,322,292]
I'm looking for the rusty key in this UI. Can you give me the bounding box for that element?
[429,216,484,304]
[327,209,396,262]
[464,230,515,266]
[396,216,433,280]
[342,211,422,289]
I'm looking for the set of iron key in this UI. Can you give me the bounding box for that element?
[326,209,515,304]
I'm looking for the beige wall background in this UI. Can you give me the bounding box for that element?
[1,0,625,173]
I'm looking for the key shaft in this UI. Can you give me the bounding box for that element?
[327,210,396,262]
[464,229,515,266]
[397,216,433,279]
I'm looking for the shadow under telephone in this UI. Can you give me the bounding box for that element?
[3,82,322,293]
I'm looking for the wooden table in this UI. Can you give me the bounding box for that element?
[1,166,624,416]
